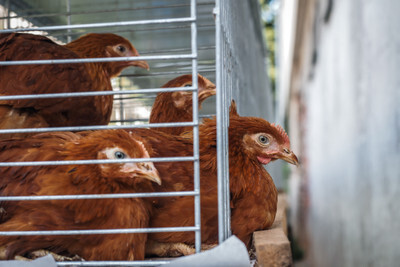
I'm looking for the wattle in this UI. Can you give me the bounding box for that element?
[257,156,272,165]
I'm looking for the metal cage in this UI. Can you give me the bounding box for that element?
[0,0,272,265]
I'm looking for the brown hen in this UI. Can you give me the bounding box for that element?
[0,33,148,138]
[0,129,160,261]
[131,103,298,256]
[149,74,216,135]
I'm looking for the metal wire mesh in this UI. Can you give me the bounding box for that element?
[0,0,212,265]
[0,0,271,265]
[215,0,274,242]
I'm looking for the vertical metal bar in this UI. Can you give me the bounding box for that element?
[223,6,231,236]
[223,69,231,241]
[118,80,124,125]
[214,0,225,244]
[222,9,229,239]
[66,0,72,42]
[190,0,201,254]
[5,0,10,29]
[215,0,231,244]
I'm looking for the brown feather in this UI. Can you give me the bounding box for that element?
[149,74,216,135]
[131,109,297,252]
[0,130,160,260]
[0,33,148,136]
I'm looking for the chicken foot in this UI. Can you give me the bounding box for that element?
[146,240,218,257]
[28,249,84,261]
[0,246,83,261]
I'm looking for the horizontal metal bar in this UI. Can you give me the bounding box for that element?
[113,95,158,102]
[121,68,216,78]
[121,22,215,33]
[111,114,213,124]
[0,226,200,236]
[0,121,196,134]
[126,64,216,75]
[110,119,148,123]
[0,156,196,167]
[0,17,196,33]
[1,2,215,20]
[199,114,215,118]
[49,22,215,39]
[56,260,170,266]
[143,61,215,71]
[0,191,199,201]
[0,54,195,66]
[0,87,196,101]
[141,45,215,55]
[114,94,158,99]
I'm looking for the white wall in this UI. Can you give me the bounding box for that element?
[281,0,400,266]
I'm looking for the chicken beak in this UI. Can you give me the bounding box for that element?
[138,162,161,185]
[199,84,216,102]
[122,162,161,185]
[130,60,150,71]
[126,50,150,70]
[280,150,299,166]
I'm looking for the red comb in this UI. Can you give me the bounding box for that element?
[271,123,290,144]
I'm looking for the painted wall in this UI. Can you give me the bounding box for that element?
[281,0,400,266]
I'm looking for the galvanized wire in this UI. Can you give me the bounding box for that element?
[0,17,195,33]
[0,0,211,265]
[0,226,199,236]
[0,2,215,21]
[0,122,196,135]
[122,68,216,78]
[190,0,202,254]
[214,0,273,245]
[110,113,214,123]
[48,23,215,39]
[0,191,198,201]
[214,0,231,245]
[0,86,197,101]
[0,54,195,66]
[0,156,197,167]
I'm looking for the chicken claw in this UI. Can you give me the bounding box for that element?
[146,241,219,257]
[146,240,195,257]
[29,250,84,261]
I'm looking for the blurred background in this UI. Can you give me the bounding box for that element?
[1,0,399,266]
[270,0,400,266]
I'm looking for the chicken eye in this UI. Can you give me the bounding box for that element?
[117,45,126,53]
[184,83,192,87]
[258,135,269,145]
[114,151,126,159]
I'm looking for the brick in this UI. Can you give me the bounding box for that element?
[253,194,292,266]
[271,194,288,235]
[253,228,292,267]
